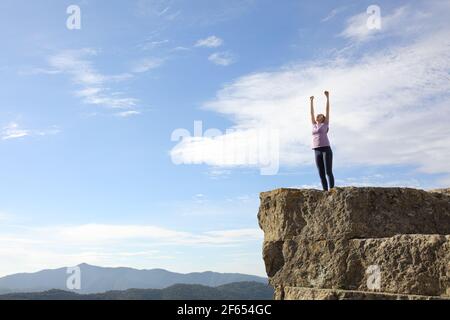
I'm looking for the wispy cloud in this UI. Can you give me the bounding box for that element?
[46,224,262,245]
[171,3,450,184]
[136,0,180,20]
[195,36,224,48]
[164,192,259,220]
[114,110,142,118]
[206,168,232,179]
[208,52,236,66]
[36,49,141,115]
[171,46,191,52]
[18,67,62,76]
[1,122,60,141]
[1,122,29,140]
[339,5,431,42]
[335,175,422,188]
[138,39,170,51]
[135,0,253,26]
[132,57,165,73]
[321,6,348,22]
[0,222,263,276]
[76,91,139,110]
[194,36,236,67]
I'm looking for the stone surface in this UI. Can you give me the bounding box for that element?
[258,187,450,242]
[258,187,450,300]
[276,287,448,300]
[267,235,449,296]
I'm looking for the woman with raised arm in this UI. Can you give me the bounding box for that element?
[310,91,335,191]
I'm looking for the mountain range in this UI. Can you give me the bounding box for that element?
[0,264,267,295]
[0,282,274,300]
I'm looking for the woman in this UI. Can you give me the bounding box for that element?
[310,91,335,191]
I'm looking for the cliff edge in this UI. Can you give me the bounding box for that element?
[258,187,450,300]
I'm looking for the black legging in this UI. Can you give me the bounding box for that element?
[314,146,335,191]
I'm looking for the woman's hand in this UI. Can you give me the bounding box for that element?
[324,91,329,98]
[310,96,314,101]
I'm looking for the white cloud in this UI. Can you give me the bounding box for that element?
[44,49,141,114]
[171,4,450,181]
[132,57,165,73]
[1,122,29,140]
[52,224,187,244]
[208,52,236,66]
[0,223,263,276]
[335,175,422,188]
[339,5,434,42]
[171,46,191,52]
[206,168,232,179]
[204,229,262,239]
[82,94,138,110]
[1,223,262,247]
[18,68,62,76]
[48,48,104,85]
[1,122,59,141]
[53,224,263,245]
[195,36,224,48]
[138,39,170,51]
[135,0,254,26]
[147,39,170,46]
[321,6,347,22]
[136,0,180,20]
[115,111,142,118]
[75,87,103,97]
[35,126,61,137]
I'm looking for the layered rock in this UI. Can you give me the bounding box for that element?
[258,187,450,300]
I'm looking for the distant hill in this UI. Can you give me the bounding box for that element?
[0,282,274,300]
[0,264,267,294]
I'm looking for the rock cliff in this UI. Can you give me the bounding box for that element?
[258,187,450,300]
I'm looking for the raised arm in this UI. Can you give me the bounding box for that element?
[324,91,330,124]
[310,96,316,125]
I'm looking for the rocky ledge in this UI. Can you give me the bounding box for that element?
[257,187,450,300]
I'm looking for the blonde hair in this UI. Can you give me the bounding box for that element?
[316,114,326,122]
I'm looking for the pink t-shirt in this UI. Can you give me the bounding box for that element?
[312,122,330,149]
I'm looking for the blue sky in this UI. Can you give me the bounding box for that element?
[0,0,449,277]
